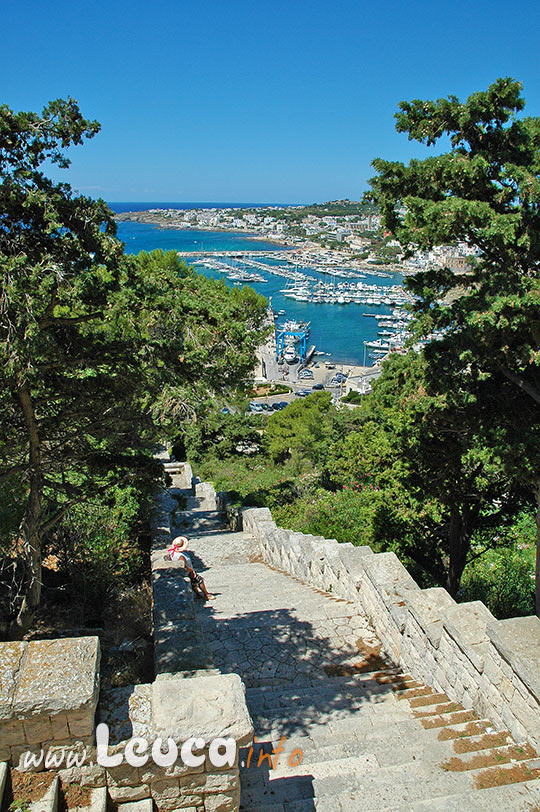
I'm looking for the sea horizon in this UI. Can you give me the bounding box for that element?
[108,202,296,214]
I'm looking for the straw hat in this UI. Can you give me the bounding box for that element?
[171,535,188,551]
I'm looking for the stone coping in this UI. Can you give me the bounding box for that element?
[0,637,100,720]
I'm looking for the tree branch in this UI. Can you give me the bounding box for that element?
[498,364,540,406]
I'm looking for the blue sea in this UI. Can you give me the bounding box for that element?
[110,203,401,366]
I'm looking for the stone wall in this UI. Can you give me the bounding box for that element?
[215,489,540,752]
[0,637,100,766]
[138,464,253,811]
[150,465,214,675]
[100,673,253,812]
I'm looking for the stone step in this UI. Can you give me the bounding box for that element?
[394,684,434,700]
[28,775,59,812]
[245,669,405,703]
[408,692,452,709]
[240,757,540,811]
[438,741,538,772]
[271,752,379,781]
[446,728,514,753]
[417,708,480,729]
[243,726,533,780]
[411,700,465,718]
[411,717,494,742]
[247,678,397,707]
[251,700,413,739]
[248,689,397,721]
[410,779,540,810]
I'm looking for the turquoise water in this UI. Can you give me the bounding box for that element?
[116,220,402,366]
[118,220,283,254]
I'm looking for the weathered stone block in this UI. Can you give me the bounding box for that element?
[50,714,70,740]
[23,716,53,744]
[0,718,26,745]
[10,744,45,772]
[108,785,151,803]
[202,771,238,794]
[13,638,100,718]
[58,764,106,787]
[115,800,153,812]
[407,588,455,647]
[0,643,26,720]
[488,616,540,704]
[106,763,142,787]
[152,673,253,746]
[204,790,240,812]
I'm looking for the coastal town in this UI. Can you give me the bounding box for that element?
[115,201,478,276]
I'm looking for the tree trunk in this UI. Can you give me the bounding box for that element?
[535,483,540,617]
[446,505,469,597]
[9,385,43,639]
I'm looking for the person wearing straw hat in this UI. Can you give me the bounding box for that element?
[165,536,215,600]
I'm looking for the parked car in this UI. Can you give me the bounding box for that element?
[312,383,324,390]
[249,402,263,412]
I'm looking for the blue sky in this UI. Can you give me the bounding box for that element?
[3,0,540,203]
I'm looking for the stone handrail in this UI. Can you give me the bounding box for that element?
[215,489,540,751]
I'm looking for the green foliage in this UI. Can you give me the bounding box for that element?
[45,484,150,625]
[10,801,30,812]
[367,79,540,607]
[182,407,265,462]
[0,98,268,634]
[257,201,377,220]
[273,487,384,546]
[460,514,535,619]
[341,389,363,404]
[197,455,318,510]
[266,391,334,464]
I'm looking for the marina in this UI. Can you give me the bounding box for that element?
[116,220,423,366]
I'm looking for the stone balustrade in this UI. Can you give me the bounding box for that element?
[215,488,540,752]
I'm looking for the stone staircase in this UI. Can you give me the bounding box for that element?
[175,481,540,811]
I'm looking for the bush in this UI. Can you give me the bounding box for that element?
[341,390,363,404]
[43,484,151,626]
[273,487,384,546]
[460,552,535,619]
[196,455,319,510]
